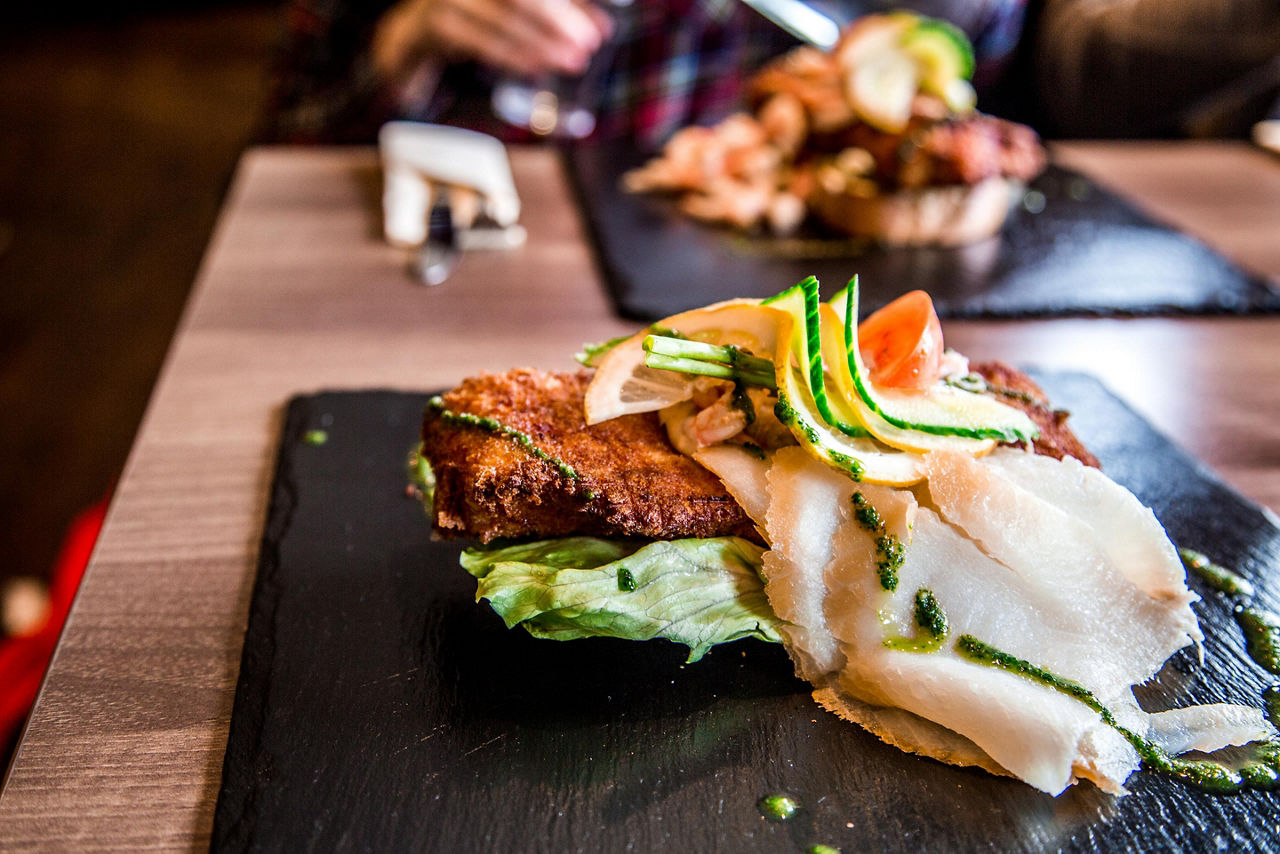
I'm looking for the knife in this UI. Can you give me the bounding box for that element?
[737,0,840,50]
[411,191,458,286]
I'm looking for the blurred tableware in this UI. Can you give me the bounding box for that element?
[379,121,522,249]
[411,190,459,285]
[1254,120,1280,157]
[491,0,629,139]
[737,0,838,49]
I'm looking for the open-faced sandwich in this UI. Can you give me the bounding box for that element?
[622,11,1045,245]
[415,276,1278,796]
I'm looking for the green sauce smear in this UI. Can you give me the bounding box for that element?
[808,846,840,854]
[1178,548,1255,598]
[1265,685,1280,729]
[914,589,949,641]
[956,633,1280,793]
[1235,605,1280,676]
[757,793,800,821]
[774,392,864,480]
[427,396,593,498]
[616,567,637,593]
[851,492,903,591]
[884,588,949,653]
[302,429,328,445]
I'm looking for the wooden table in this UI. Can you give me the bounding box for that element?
[2,141,1279,849]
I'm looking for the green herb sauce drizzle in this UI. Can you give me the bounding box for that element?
[956,633,1279,793]
[426,396,594,498]
[302,429,328,446]
[883,588,949,653]
[774,391,864,480]
[914,589,948,641]
[616,567,637,593]
[851,492,903,591]
[1235,605,1280,676]
[1178,548,1256,597]
[1265,685,1280,729]
[757,793,800,821]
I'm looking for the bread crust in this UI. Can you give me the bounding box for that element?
[809,176,1020,246]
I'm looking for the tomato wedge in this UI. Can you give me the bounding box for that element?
[857,290,944,391]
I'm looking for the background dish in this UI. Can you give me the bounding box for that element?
[566,142,1280,320]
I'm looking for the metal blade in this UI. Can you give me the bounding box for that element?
[738,0,839,49]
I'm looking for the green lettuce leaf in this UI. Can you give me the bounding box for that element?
[461,536,783,662]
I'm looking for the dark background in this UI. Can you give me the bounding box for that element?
[0,0,279,594]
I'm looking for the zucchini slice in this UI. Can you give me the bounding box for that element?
[840,281,1039,445]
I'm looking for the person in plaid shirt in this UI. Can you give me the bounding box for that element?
[264,0,1029,149]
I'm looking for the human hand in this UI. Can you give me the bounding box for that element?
[374,0,614,80]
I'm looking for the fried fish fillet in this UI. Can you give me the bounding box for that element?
[421,369,761,543]
[420,363,1096,543]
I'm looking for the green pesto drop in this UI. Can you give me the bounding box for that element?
[427,396,586,490]
[828,451,865,480]
[1239,760,1280,789]
[808,846,841,854]
[1265,685,1280,728]
[852,492,903,591]
[1235,605,1280,675]
[757,793,799,821]
[883,589,949,653]
[1178,548,1255,598]
[616,567,637,593]
[914,589,948,641]
[302,429,328,446]
[738,442,767,461]
[774,393,863,480]
[774,394,818,444]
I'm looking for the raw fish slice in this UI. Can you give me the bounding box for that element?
[983,449,1198,607]
[813,501,1140,794]
[1143,703,1274,756]
[811,686,1009,778]
[876,510,1166,708]
[839,638,1139,794]
[923,450,1200,699]
[694,445,772,538]
[761,446,849,679]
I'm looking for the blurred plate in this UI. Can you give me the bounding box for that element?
[564,141,1280,320]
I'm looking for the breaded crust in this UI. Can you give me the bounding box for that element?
[971,361,1101,468]
[421,369,761,543]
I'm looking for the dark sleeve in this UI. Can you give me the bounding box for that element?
[261,0,403,143]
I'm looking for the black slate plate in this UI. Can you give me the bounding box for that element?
[564,142,1280,320]
[212,378,1280,852]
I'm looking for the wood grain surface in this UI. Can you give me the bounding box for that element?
[2,142,1280,850]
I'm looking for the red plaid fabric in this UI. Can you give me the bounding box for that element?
[265,0,1028,149]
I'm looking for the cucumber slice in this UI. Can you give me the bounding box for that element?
[841,282,1039,444]
[775,359,924,486]
[823,301,994,454]
[764,277,869,439]
[766,284,923,485]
